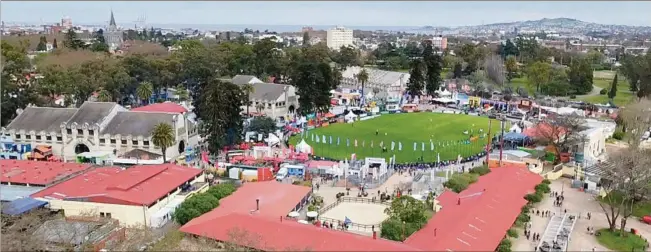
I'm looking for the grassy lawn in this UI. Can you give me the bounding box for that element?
[599,191,651,218]
[290,113,503,163]
[596,228,648,252]
[579,77,634,106]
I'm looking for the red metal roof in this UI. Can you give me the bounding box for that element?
[31,164,202,206]
[130,103,188,114]
[405,166,542,251]
[523,123,567,139]
[0,160,92,186]
[181,213,416,251]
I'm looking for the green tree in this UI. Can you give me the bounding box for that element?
[52,38,58,49]
[505,55,518,83]
[136,81,154,105]
[334,45,361,70]
[525,61,552,93]
[198,79,245,153]
[568,58,594,95]
[90,29,110,53]
[609,74,618,100]
[174,85,189,101]
[423,43,443,96]
[151,122,175,162]
[63,28,85,50]
[96,89,112,102]
[36,36,47,51]
[452,62,463,79]
[406,59,425,97]
[289,58,339,115]
[355,69,369,105]
[384,196,428,225]
[1,40,43,126]
[248,116,276,136]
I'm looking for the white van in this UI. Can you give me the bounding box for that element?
[276,168,288,181]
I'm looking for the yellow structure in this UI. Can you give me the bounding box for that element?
[468,96,481,107]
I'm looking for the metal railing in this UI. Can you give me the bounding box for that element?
[317,216,381,233]
[338,196,391,206]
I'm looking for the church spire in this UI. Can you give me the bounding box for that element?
[109,10,116,27]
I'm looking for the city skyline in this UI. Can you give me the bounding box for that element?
[2,1,650,28]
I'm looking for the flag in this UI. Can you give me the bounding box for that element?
[380,141,384,147]
[329,136,333,144]
[421,142,425,151]
[371,141,374,148]
[346,138,350,146]
[363,140,366,147]
[398,142,402,151]
[430,141,434,151]
[322,135,326,143]
[337,137,340,145]
[413,142,417,151]
[437,152,440,163]
[354,139,358,147]
[311,133,314,142]
[391,141,395,151]
[316,135,320,143]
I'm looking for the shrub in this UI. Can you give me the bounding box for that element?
[524,192,543,203]
[535,183,551,194]
[541,179,551,185]
[612,131,625,140]
[507,228,519,238]
[599,89,608,95]
[497,238,512,252]
[569,95,576,99]
[173,183,237,225]
[443,173,479,193]
[469,165,491,176]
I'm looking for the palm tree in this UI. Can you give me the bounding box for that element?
[97,89,112,102]
[241,84,255,116]
[136,81,154,105]
[174,85,189,101]
[355,69,369,105]
[151,122,175,163]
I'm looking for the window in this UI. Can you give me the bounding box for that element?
[143,140,150,146]
[100,212,105,218]
[15,134,21,139]
[132,140,138,145]
[56,136,62,142]
[46,136,52,141]
[25,135,31,140]
[110,139,116,144]
[77,129,83,135]
[66,129,72,135]
[35,135,41,140]
[99,139,106,144]
[88,130,94,135]
[106,212,112,218]
[121,140,127,145]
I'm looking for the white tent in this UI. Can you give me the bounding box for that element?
[365,91,374,100]
[433,97,456,104]
[265,133,281,146]
[510,124,522,133]
[344,111,357,122]
[295,139,312,154]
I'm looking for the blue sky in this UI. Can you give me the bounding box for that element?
[2,1,650,27]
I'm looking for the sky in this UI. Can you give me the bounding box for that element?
[2,1,650,27]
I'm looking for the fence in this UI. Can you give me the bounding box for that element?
[346,168,395,190]
[316,196,389,233]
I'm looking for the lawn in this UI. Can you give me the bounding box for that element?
[596,228,648,252]
[289,113,504,163]
[600,191,651,218]
[579,76,634,106]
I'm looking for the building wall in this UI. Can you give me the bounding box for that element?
[38,173,206,227]
[326,27,354,50]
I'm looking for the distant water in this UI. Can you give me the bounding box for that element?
[115,23,427,33]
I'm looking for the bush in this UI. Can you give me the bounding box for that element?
[507,228,519,238]
[541,179,551,185]
[569,95,577,99]
[469,165,491,176]
[535,183,551,194]
[524,192,543,203]
[173,183,237,225]
[497,238,512,252]
[443,173,480,193]
[612,131,625,140]
[599,89,608,95]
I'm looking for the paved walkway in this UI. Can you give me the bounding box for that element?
[512,178,651,252]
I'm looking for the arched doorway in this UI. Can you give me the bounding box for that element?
[178,140,185,155]
[288,105,295,114]
[74,144,90,154]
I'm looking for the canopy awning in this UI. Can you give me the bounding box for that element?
[2,197,48,216]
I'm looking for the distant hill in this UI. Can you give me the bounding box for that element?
[418,18,651,33]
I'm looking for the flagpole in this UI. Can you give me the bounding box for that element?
[486,119,492,167]
[499,119,505,166]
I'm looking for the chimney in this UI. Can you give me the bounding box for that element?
[256,199,260,211]
[458,198,461,205]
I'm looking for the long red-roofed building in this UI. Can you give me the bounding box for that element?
[31,164,207,227]
[180,166,541,251]
[1,160,92,186]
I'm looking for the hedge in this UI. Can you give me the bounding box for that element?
[173,183,237,225]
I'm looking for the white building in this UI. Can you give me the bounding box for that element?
[2,102,199,162]
[326,26,354,50]
[230,75,299,119]
[340,66,410,100]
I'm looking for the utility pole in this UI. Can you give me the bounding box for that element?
[485,119,492,166]
[499,119,506,166]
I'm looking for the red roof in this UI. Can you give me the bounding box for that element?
[0,160,92,186]
[32,164,202,206]
[523,123,566,139]
[130,102,188,114]
[306,160,338,169]
[405,166,542,251]
[182,213,416,251]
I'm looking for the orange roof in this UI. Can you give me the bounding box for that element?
[0,160,92,186]
[405,166,542,251]
[32,164,202,206]
[522,123,566,139]
[130,103,188,114]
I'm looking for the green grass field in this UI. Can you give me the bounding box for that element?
[289,113,505,163]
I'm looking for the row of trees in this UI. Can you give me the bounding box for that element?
[619,53,651,99]
[405,42,444,97]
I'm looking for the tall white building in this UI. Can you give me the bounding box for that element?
[326,26,354,50]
